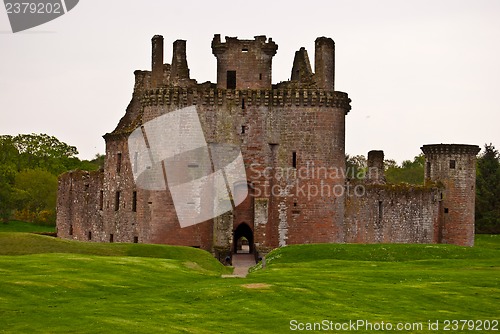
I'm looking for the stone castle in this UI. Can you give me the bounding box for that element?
[56,34,480,260]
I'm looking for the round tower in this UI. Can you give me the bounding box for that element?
[421,144,480,246]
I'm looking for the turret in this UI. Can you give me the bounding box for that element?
[171,39,190,82]
[314,37,335,91]
[151,35,164,87]
[421,144,480,246]
[212,34,278,90]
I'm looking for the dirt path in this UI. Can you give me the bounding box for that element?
[221,253,256,278]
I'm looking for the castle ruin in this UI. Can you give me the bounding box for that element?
[56,34,480,260]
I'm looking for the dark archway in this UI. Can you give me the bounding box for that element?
[233,223,254,254]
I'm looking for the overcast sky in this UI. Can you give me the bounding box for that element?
[1,0,499,163]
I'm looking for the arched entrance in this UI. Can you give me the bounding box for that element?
[233,223,254,254]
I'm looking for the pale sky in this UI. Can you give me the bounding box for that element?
[1,0,499,163]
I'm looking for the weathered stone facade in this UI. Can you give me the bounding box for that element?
[56,34,480,258]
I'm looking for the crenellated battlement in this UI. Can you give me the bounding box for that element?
[211,34,278,56]
[421,144,480,156]
[139,88,351,112]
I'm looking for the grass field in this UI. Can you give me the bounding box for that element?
[0,220,55,233]
[0,233,498,333]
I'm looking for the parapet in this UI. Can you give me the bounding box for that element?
[421,144,480,156]
[139,87,351,112]
[211,34,278,56]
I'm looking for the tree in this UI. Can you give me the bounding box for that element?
[13,133,79,174]
[345,154,366,180]
[0,136,18,167]
[0,133,103,225]
[0,166,14,223]
[475,143,500,234]
[0,164,26,223]
[385,154,425,185]
[13,169,58,225]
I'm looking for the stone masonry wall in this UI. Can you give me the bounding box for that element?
[56,170,104,241]
[345,184,440,244]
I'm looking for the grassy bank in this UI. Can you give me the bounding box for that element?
[0,233,498,333]
[0,220,56,233]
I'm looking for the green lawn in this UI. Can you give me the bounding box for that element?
[0,220,55,233]
[0,233,498,333]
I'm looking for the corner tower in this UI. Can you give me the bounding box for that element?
[211,34,278,90]
[421,144,480,246]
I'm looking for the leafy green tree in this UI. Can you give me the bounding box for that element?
[475,144,500,234]
[13,169,58,225]
[0,133,103,225]
[384,159,397,170]
[345,154,366,180]
[0,136,18,168]
[0,164,27,223]
[90,153,105,170]
[0,166,15,223]
[385,155,425,185]
[13,134,79,174]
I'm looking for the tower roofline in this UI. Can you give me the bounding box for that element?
[421,144,480,155]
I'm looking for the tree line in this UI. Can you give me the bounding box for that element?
[0,134,102,225]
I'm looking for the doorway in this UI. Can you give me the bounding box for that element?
[233,223,254,254]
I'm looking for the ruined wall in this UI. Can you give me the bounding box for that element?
[56,170,104,241]
[291,47,313,84]
[100,135,140,243]
[345,184,440,244]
